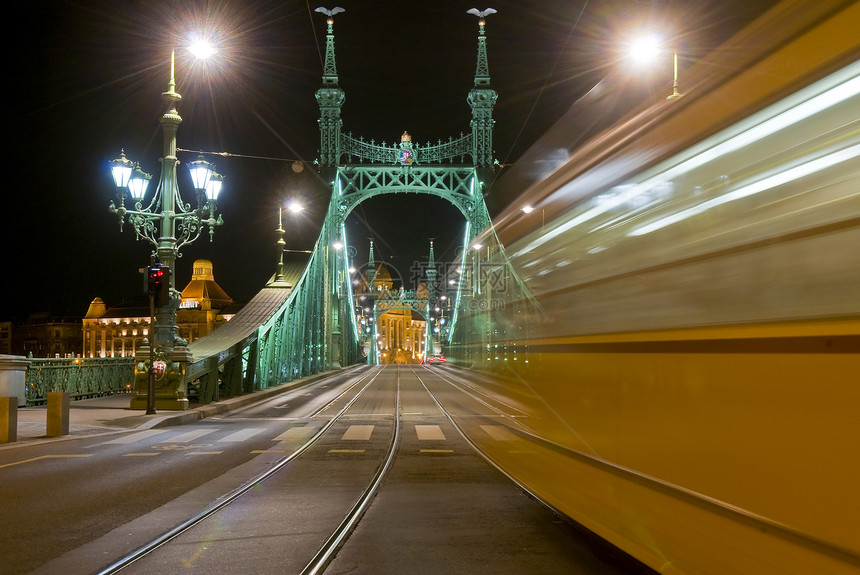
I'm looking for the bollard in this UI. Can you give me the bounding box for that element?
[0,397,17,443]
[46,392,70,437]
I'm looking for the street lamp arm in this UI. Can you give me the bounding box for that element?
[169,198,222,247]
[174,216,204,251]
[108,200,163,246]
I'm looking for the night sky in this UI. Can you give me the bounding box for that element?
[4,0,777,321]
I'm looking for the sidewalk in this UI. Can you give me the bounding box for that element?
[12,393,158,444]
[1,375,328,450]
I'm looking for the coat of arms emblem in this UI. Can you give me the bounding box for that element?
[152,360,167,380]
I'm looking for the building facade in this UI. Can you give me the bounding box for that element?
[177,259,236,345]
[82,299,150,359]
[82,259,238,358]
[13,313,82,358]
[377,308,426,363]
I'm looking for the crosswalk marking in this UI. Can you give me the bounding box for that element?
[101,429,171,445]
[481,425,518,441]
[124,453,159,457]
[91,423,527,456]
[415,425,446,441]
[274,426,317,441]
[217,428,265,443]
[342,425,374,441]
[161,428,220,443]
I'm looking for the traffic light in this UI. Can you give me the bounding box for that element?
[147,264,171,307]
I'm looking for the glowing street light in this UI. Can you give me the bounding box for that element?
[521,204,545,230]
[187,38,217,60]
[628,32,682,100]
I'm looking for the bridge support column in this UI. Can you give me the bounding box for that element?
[330,332,342,369]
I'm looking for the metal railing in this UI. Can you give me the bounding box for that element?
[25,357,135,405]
[341,133,473,164]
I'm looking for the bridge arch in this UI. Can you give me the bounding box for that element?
[330,164,490,245]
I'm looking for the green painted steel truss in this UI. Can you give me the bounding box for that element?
[253,245,353,387]
[333,166,490,232]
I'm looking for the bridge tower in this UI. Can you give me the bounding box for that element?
[469,14,498,168]
[250,9,500,379]
[315,12,345,169]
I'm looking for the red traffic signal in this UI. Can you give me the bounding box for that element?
[146,264,171,307]
[148,266,165,289]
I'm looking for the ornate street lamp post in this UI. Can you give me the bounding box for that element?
[108,51,225,411]
[271,200,304,285]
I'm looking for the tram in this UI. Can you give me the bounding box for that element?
[451,1,860,572]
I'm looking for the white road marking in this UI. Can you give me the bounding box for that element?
[415,425,446,441]
[342,425,374,441]
[100,429,171,445]
[217,428,265,443]
[161,428,220,443]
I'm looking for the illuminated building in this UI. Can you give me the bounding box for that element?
[355,263,427,364]
[82,259,239,358]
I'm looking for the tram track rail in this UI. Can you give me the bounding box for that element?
[409,366,559,512]
[96,366,394,575]
[301,368,402,575]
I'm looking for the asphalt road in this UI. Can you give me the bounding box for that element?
[4,365,653,575]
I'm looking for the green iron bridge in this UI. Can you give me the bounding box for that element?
[175,10,518,404]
